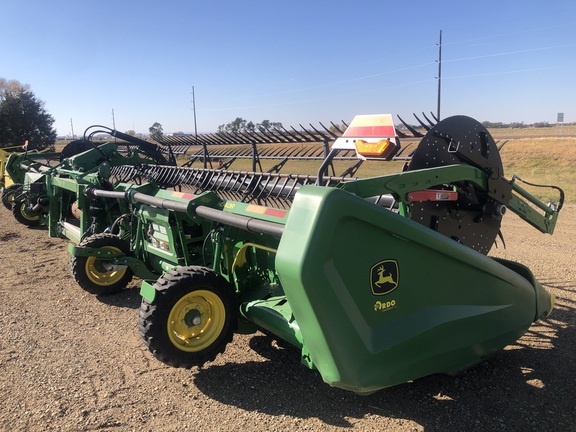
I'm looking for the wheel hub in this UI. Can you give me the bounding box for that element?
[183,308,203,328]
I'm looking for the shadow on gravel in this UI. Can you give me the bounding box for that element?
[193,284,576,431]
[0,232,20,241]
[26,225,48,231]
[94,285,142,309]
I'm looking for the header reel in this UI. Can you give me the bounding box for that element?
[407,115,510,254]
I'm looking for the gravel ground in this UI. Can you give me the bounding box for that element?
[0,204,574,432]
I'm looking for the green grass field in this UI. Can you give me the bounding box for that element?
[489,124,576,138]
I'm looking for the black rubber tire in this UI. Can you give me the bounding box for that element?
[2,184,22,210]
[138,266,238,368]
[70,233,133,295]
[12,200,40,226]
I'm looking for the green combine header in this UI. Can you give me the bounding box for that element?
[65,114,562,394]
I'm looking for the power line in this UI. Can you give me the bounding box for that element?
[443,43,576,64]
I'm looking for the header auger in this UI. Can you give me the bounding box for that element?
[61,113,562,394]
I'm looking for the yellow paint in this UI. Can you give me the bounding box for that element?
[231,243,277,275]
[245,204,266,214]
[167,289,226,352]
[85,246,126,286]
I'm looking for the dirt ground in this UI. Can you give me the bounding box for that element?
[0,203,574,432]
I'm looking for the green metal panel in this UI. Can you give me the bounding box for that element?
[139,206,180,265]
[240,296,304,350]
[46,176,83,239]
[5,151,60,184]
[337,164,488,201]
[507,190,559,234]
[140,280,156,302]
[275,185,552,394]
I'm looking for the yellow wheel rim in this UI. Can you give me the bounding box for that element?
[6,193,16,206]
[167,290,226,352]
[19,203,40,221]
[85,246,126,286]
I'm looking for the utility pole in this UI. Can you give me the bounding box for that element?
[191,86,206,168]
[111,109,117,142]
[70,118,75,139]
[191,86,198,140]
[436,30,442,121]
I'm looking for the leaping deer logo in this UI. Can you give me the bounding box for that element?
[370,260,399,295]
[375,265,397,289]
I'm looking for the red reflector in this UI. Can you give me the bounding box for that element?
[264,208,287,218]
[344,125,396,138]
[407,190,458,202]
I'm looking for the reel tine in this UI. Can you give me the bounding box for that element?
[496,230,506,249]
[329,121,345,135]
[413,113,431,131]
[422,112,436,127]
[497,140,509,151]
[397,115,424,137]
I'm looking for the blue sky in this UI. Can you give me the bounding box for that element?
[2,0,575,136]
